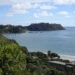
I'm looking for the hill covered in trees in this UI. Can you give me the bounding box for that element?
[0,25,26,33]
[0,23,65,33]
[27,23,65,31]
[0,34,75,75]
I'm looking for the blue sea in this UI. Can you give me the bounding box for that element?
[3,27,75,56]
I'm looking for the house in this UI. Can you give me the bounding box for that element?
[47,61,73,71]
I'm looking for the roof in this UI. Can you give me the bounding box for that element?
[48,61,66,66]
[71,61,75,65]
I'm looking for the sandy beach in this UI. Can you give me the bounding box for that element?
[60,55,75,62]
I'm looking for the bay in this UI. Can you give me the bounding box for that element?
[3,27,75,56]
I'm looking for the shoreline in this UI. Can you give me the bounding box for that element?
[60,55,75,62]
[40,52,75,62]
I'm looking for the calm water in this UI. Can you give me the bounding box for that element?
[3,27,75,56]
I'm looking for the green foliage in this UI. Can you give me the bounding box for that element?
[0,25,26,33]
[27,23,65,31]
[0,34,74,75]
[48,50,60,58]
[20,46,28,55]
[0,23,65,33]
[48,51,51,57]
[30,52,49,61]
[0,34,26,75]
[50,69,65,75]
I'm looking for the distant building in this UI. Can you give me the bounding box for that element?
[47,61,74,71]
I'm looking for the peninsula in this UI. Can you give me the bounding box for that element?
[0,23,65,33]
[27,23,65,31]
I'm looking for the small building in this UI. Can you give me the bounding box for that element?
[67,61,75,68]
[47,61,73,71]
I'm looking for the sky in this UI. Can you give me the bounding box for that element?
[0,0,75,27]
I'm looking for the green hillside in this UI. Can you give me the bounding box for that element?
[0,34,74,75]
[0,34,27,75]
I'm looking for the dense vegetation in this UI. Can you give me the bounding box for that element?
[0,34,75,75]
[27,23,65,31]
[0,23,65,33]
[0,34,26,75]
[0,25,26,33]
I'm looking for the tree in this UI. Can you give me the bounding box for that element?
[0,35,26,75]
[48,51,51,57]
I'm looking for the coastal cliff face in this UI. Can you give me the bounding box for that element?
[0,23,65,33]
[27,23,65,31]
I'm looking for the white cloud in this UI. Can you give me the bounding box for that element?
[0,0,75,6]
[7,2,39,16]
[26,0,51,3]
[59,11,69,15]
[7,9,28,16]
[0,0,75,16]
[0,0,51,5]
[0,0,11,5]
[0,0,51,16]
[33,3,39,8]
[33,11,53,18]
[40,5,57,10]
[58,11,71,18]
[5,0,52,16]
[53,0,75,5]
